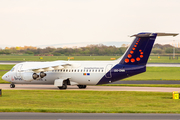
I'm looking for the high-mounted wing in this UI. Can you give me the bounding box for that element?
[22,61,80,73]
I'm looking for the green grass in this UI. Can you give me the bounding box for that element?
[0,90,180,113]
[0,65,14,71]
[124,67,180,80]
[148,56,180,63]
[0,55,180,63]
[0,55,120,61]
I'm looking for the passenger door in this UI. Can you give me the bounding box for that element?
[16,64,23,77]
[105,64,113,78]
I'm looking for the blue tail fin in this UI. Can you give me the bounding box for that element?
[119,32,157,65]
[97,32,178,85]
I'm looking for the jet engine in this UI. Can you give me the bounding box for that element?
[21,71,47,82]
[40,72,46,78]
[22,72,39,82]
[33,73,39,80]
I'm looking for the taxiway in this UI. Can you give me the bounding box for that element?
[1,112,180,120]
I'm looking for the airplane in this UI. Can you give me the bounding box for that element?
[2,32,178,89]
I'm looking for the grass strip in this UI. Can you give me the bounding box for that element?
[120,67,180,81]
[0,55,180,63]
[1,90,180,113]
[0,65,14,71]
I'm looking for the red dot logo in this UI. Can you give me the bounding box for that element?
[130,51,134,54]
[140,55,143,58]
[128,54,132,58]
[125,58,129,63]
[132,48,135,50]
[136,57,140,61]
[131,58,135,63]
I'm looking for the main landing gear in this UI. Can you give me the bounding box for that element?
[58,83,67,90]
[10,83,15,88]
[77,85,87,89]
[58,80,68,90]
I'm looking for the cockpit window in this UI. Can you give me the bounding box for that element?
[10,67,15,72]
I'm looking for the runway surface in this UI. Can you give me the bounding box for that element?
[0,61,20,64]
[1,84,180,92]
[112,80,180,84]
[1,112,180,120]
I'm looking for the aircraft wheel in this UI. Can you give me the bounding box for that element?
[58,84,67,90]
[10,84,15,88]
[77,85,86,89]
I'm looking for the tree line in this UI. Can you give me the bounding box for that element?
[0,43,180,56]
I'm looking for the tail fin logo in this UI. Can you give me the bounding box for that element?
[120,32,178,65]
[124,38,144,64]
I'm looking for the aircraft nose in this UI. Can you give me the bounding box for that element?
[2,73,8,81]
[2,74,5,80]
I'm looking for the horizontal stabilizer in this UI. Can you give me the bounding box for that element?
[131,33,179,37]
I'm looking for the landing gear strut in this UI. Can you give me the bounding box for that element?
[10,84,15,88]
[77,85,87,89]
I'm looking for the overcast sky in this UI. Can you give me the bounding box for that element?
[0,0,180,48]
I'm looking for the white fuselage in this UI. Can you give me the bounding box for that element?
[3,60,120,85]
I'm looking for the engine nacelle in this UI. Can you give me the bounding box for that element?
[40,72,46,78]
[22,72,39,82]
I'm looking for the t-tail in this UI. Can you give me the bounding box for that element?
[97,32,178,85]
[120,32,178,65]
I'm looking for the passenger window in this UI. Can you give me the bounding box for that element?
[66,70,68,72]
[75,70,76,72]
[102,70,103,72]
[89,70,91,72]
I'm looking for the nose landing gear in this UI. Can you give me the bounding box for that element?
[10,83,15,88]
[77,85,87,89]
